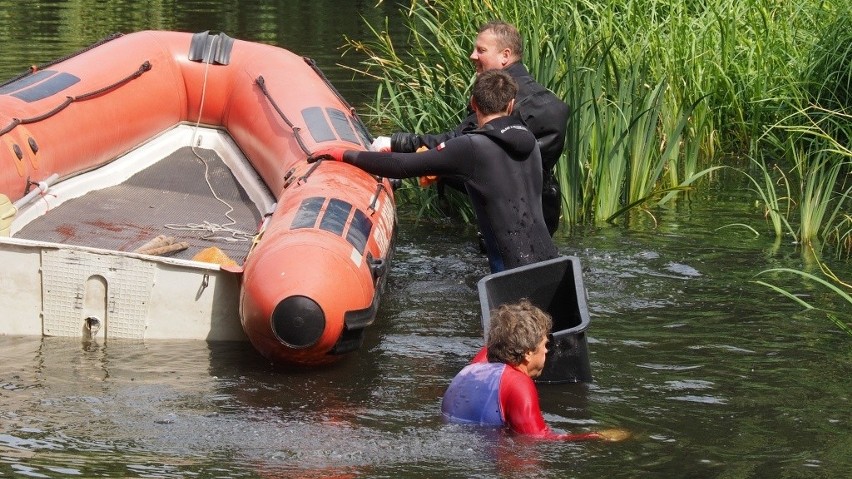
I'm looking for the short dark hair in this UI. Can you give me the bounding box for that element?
[472,69,518,115]
[479,20,523,60]
[486,299,552,365]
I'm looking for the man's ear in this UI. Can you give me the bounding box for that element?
[501,47,512,67]
[470,97,480,113]
[506,98,515,115]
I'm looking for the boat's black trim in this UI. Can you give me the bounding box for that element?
[318,199,352,236]
[188,31,235,65]
[328,222,397,355]
[291,197,325,229]
[302,106,337,143]
[326,107,362,145]
[271,295,326,349]
[256,75,312,156]
[0,62,151,136]
[303,56,373,145]
[345,209,372,254]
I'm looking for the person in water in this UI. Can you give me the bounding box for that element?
[309,69,558,273]
[376,20,570,236]
[441,299,627,441]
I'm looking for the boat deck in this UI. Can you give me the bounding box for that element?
[14,146,262,264]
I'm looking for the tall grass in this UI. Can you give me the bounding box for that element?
[730,108,851,257]
[754,254,852,336]
[738,156,795,241]
[346,0,849,255]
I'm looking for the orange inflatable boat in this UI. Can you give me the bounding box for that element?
[0,31,396,366]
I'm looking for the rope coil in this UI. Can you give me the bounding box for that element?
[167,35,254,245]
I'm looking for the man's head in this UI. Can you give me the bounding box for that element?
[486,299,552,378]
[471,69,518,117]
[470,20,523,74]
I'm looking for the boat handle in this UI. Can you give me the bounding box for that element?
[367,255,386,281]
[368,183,390,214]
[14,173,59,210]
[297,160,323,184]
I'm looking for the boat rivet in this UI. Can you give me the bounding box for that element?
[13,144,23,160]
[28,137,38,153]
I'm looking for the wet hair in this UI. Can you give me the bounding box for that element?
[472,69,518,115]
[486,299,552,366]
[478,20,523,60]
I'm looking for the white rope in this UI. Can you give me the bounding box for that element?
[164,221,255,242]
[169,34,254,243]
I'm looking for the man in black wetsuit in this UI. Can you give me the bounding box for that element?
[310,70,558,273]
[375,20,570,236]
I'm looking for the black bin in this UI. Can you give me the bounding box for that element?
[477,255,593,383]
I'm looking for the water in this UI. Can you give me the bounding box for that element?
[1,1,850,477]
[0,0,405,106]
[2,209,849,477]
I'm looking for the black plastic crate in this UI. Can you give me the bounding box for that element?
[477,255,593,383]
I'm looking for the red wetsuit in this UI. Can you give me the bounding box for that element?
[442,348,600,440]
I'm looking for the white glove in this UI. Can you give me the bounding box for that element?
[370,136,391,152]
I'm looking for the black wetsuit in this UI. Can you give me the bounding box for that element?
[392,62,570,235]
[346,116,558,273]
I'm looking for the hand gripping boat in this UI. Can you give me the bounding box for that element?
[0,31,396,365]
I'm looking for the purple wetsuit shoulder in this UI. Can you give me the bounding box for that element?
[441,362,506,426]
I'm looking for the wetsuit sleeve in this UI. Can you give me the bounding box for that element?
[511,72,569,173]
[499,368,552,437]
[499,368,602,441]
[343,138,474,180]
[417,113,478,149]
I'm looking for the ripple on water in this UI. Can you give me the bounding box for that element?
[663,380,715,391]
[636,363,703,371]
[664,262,703,277]
[666,395,728,405]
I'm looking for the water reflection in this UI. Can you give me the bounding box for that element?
[0,0,406,106]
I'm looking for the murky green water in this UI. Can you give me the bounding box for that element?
[1,1,849,477]
[0,0,404,105]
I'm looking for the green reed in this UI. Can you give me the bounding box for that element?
[752,106,852,253]
[348,0,848,253]
[754,259,852,336]
[345,9,475,219]
[751,106,850,327]
[737,156,795,241]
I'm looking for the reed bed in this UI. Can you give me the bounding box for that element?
[346,0,851,258]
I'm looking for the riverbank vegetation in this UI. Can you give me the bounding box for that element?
[346,0,850,262]
[755,257,852,337]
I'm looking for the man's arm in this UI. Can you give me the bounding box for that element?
[514,89,569,173]
[391,112,479,152]
[499,368,608,441]
[499,367,552,436]
[345,138,474,179]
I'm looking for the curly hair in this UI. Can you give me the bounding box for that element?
[486,299,552,365]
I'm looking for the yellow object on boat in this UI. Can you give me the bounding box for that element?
[0,194,16,237]
[192,246,238,267]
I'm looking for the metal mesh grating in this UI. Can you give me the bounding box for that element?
[16,146,262,263]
